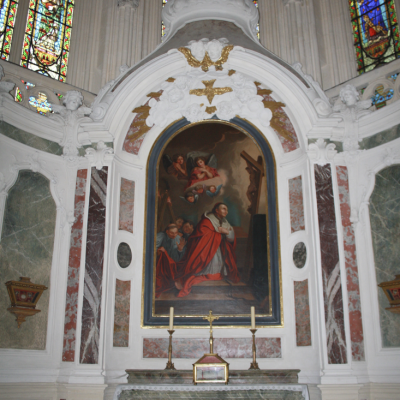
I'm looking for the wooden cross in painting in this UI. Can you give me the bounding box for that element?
[157,188,176,232]
[240,151,264,282]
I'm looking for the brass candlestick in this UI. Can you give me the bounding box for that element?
[165,329,176,370]
[249,328,260,370]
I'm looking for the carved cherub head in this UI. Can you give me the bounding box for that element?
[339,85,359,107]
[63,90,84,111]
[206,39,224,62]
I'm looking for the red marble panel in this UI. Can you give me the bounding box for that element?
[315,164,347,364]
[80,167,108,364]
[62,169,88,362]
[113,279,131,347]
[119,178,135,233]
[289,176,305,233]
[336,166,365,361]
[143,338,281,359]
[294,280,311,346]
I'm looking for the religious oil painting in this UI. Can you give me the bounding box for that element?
[143,119,281,328]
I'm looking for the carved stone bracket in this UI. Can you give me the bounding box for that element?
[307,138,337,165]
[85,141,114,170]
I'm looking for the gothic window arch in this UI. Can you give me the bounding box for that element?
[349,0,400,74]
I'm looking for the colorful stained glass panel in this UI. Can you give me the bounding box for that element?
[349,0,400,74]
[29,92,52,114]
[0,0,19,60]
[21,0,74,82]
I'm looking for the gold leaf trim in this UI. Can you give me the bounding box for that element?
[262,100,285,112]
[166,77,175,82]
[205,106,217,114]
[257,89,272,96]
[147,91,163,98]
[228,69,236,76]
[178,45,234,72]
[132,105,151,114]
[254,81,261,86]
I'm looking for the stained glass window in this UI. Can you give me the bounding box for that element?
[21,0,74,82]
[253,0,259,40]
[0,0,19,60]
[349,0,400,74]
[162,0,167,38]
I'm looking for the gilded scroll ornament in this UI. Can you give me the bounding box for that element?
[178,45,234,72]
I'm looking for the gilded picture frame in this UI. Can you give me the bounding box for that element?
[141,117,282,328]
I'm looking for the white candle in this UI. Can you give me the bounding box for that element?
[251,306,255,329]
[169,307,174,330]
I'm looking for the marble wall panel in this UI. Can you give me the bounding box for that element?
[369,165,400,347]
[289,176,305,233]
[62,169,88,362]
[113,279,131,347]
[359,123,400,150]
[119,178,135,233]
[336,166,365,361]
[314,164,347,364]
[80,167,108,364]
[0,170,56,349]
[294,280,311,346]
[0,121,63,155]
[143,338,281,359]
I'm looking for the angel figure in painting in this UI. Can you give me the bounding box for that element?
[185,155,220,189]
[206,184,222,198]
[163,153,188,181]
[180,191,198,204]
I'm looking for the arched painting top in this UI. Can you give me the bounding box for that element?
[122,83,299,156]
[142,117,282,328]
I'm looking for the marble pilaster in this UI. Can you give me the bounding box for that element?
[79,167,108,364]
[62,169,88,362]
[336,166,365,361]
[314,164,347,364]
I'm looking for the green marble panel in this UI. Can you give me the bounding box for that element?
[0,121,63,155]
[0,170,56,349]
[360,124,400,150]
[369,165,400,347]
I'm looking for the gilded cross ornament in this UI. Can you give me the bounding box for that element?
[190,80,233,104]
[203,310,219,335]
[204,310,219,354]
